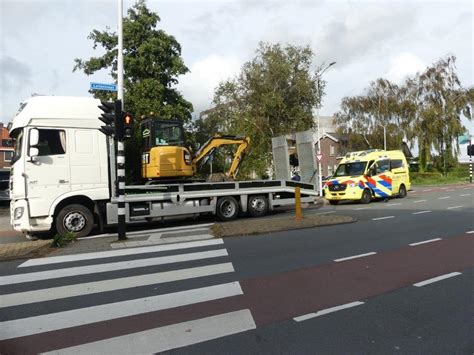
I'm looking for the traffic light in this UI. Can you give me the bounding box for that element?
[98,100,116,136]
[467,144,474,156]
[122,112,134,139]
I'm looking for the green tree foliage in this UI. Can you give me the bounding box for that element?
[73,0,192,182]
[335,55,472,173]
[206,42,323,178]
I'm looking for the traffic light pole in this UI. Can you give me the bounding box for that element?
[115,100,127,240]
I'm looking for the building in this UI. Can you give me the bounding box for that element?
[0,123,14,169]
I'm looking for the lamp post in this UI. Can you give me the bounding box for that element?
[316,61,336,195]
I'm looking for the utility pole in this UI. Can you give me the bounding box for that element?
[117,0,124,109]
[316,62,336,195]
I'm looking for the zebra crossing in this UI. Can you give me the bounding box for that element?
[0,239,255,354]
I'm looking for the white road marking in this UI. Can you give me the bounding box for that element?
[293,302,364,322]
[446,206,463,210]
[386,203,401,206]
[334,252,377,262]
[423,189,433,192]
[44,309,256,355]
[0,249,228,286]
[438,196,451,200]
[1,263,234,308]
[445,189,455,192]
[77,223,215,240]
[413,199,427,203]
[0,282,243,341]
[412,210,432,215]
[409,238,442,246]
[466,231,474,234]
[19,239,224,267]
[463,187,471,190]
[460,193,472,197]
[413,272,462,287]
[353,207,370,210]
[317,211,337,215]
[372,216,395,221]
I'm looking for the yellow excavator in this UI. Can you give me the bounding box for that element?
[140,118,250,181]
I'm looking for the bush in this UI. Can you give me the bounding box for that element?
[51,231,76,248]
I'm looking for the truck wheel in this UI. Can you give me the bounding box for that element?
[216,196,239,221]
[398,184,407,198]
[329,200,339,205]
[360,189,372,204]
[55,204,94,238]
[248,195,269,217]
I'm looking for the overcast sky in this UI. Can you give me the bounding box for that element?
[1,0,473,156]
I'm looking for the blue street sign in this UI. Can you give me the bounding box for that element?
[90,82,117,92]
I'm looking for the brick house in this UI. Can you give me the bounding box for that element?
[315,133,343,177]
[0,123,14,169]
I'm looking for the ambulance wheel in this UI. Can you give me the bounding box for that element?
[329,200,339,205]
[360,189,372,204]
[248,195,269,217]
[216,196,239,221]
[398,184,407,198]
[55,204,94,238]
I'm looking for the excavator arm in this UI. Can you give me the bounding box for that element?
[193,135,250,179]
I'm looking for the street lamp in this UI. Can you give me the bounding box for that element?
[316,61,336,196]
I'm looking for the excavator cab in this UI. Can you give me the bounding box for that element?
[140,117,250,181]
[141,118,194,179]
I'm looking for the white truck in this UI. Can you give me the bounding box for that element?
[9,96,318,238]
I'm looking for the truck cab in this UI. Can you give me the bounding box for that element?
[9,96,109,237]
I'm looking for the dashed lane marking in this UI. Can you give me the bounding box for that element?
[409,238,442,246]
[293,301,364,322]
[386,203,401,206]
[438,196,451,200]
[466,231,474,234]
[412,210,432,215]
[460,193,472,197]
[353,207,371,210]
[317,211,337,215]
[413,199,427,203]
[372,216,395,221]
[446,206,463,210]
[413,272,462,287]
[334,252,377,262]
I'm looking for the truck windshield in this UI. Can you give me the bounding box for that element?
[10,129,23,165]
[334,162,367,177]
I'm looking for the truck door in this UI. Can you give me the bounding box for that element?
[25,128,70,216]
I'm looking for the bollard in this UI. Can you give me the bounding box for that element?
[295,186,303,220]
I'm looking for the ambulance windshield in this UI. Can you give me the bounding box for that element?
[334,162,367,177]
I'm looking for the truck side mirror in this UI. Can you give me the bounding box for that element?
[29,129,39,147]
[29,147,39,158]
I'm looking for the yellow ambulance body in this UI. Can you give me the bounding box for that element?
[324,149,411,205]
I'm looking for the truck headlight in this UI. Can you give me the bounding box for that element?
[14,207,24,220]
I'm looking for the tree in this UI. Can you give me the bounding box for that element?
[207,42,323,178]
[73,0,192,181]
[335,78,405,150]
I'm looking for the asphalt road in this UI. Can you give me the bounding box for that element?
[0,184,473,353]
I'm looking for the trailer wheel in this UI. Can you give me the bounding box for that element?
[248,195,269,217]
[216,196,239,221]
[55,204,94,238]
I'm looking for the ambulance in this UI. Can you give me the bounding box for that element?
[323,149,411,205]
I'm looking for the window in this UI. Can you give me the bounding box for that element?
[376,159,390,174]
[390,159,404,170]
[2,139,13,147]
[36,129,66,156]
[334,162,368,177]
[330,145,335,156]
[154,122,184,147]
[11,128,23,165]
[4,151,13,162]
[328,165,333,176]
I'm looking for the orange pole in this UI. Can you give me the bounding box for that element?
[295,186,303,220]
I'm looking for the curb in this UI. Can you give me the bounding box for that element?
[211,214,357,238]
[0,240,53,261]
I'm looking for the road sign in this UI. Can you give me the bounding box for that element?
[90,82,117,92]
[316,153,323,162]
